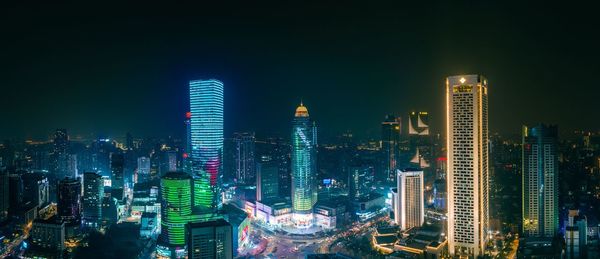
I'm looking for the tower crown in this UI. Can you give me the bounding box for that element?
[295,102,309,117]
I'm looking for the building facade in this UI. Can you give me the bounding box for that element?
[396,169,424,230]
[83,172,103,227]
[381,115,400,183]
[186,219,233,259]
[57,177,82,224]
[446,75,490,257]
[522,124,559,237]
[291,102,317,227]
[256,161,279,201]
[158,172,192,257]
[189,79,224,212]
[234,132,256,184]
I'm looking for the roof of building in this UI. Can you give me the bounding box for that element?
[187,218,231,229]
[375,235,398,246]
[295,102,309,117]
[376,226,399,236]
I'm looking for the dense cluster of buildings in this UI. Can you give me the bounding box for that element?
[1,73,600,259]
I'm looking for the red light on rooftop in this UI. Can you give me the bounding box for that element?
[186,112,191,119]
[436,157,447,161]
[182,153,189,159]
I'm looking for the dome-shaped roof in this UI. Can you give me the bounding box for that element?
[295,102,309,117]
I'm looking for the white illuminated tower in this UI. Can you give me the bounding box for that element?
[396,169,424,230]
[446,75,489,257]
[189,79,224,212]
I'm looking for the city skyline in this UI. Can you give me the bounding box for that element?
[2,2,600,259]
[3,2,600,140]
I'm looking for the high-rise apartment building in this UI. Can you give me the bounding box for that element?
[189,79,224,212]
[446,75,489,257]
[396,169,424,230]
[522,124,559,237]
[57,177,82,224]
[110,153,125,200]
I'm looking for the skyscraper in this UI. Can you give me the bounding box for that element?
[83,172,103,227]
[137,156,151,183]
[157,172,192,258]
[186,218,233,259]
[110,153,125,200]
[446,75,489,257]
[522,124,559,237]
[189,79,224,212]
[0,169,8,221]
[381,115,400,183]
[51,129,69,180]
[291,102,317,227]
[21,172,49,208]
[57,177,82,224]
[233,132,256,184]
[396,169,424,230]
[256,161,279,201]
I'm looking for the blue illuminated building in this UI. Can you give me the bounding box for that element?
[189,79,224,213]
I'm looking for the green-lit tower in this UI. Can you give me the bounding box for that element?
[157,172,192,258]
[291,102,317,228]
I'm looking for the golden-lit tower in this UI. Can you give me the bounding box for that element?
[446,75,489,257]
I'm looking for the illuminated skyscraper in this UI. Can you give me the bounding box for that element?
[522,124,559,237]
[234,132,256,184]
[157,172,193,259]
[51,129,70,179]
[256,161,279,201]
[381,115,400,183]
[396,169,424,230]
[189,79,224,212]
[446,75,489,257]
[291,102,317,227]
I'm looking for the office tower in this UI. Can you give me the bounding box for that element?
[101,196,118,225]
[348,165,374,200]
[381,115,400,183]
[167,151,177,172]
[446,75,489,257]
[234,132,256,184]
[291,102,317,227]
[0,169,8,221]
[30,219,65,251]
[137,156,151,183]
[396,169,424,230]
[8,172,23,215]
[57,177,82,223]
[565,210,587,259]
[256,161,279,201]
[66,154,78,178]
[51,129,69,179]
[110,153,124,200]
[21,172,49,208]
[157,172,192,257]
[183,111,193,174]
[82,172,103,227]
[522,125,559,237]
[186,218,233,259]
[189,79,224,212]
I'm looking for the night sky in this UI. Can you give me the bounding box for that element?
[2,2,599,141]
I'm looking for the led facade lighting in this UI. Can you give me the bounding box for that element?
[189,79,224,212]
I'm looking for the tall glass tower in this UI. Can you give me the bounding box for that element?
[157,172,192,258]
[446,75,489,257]
[291,102,317,227]
[189,79,224,212]
[381,115,400,183]
[522,124,559,237]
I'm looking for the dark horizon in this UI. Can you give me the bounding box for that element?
[3,2,600,141]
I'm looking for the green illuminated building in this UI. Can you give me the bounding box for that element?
[159,172,192,249]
